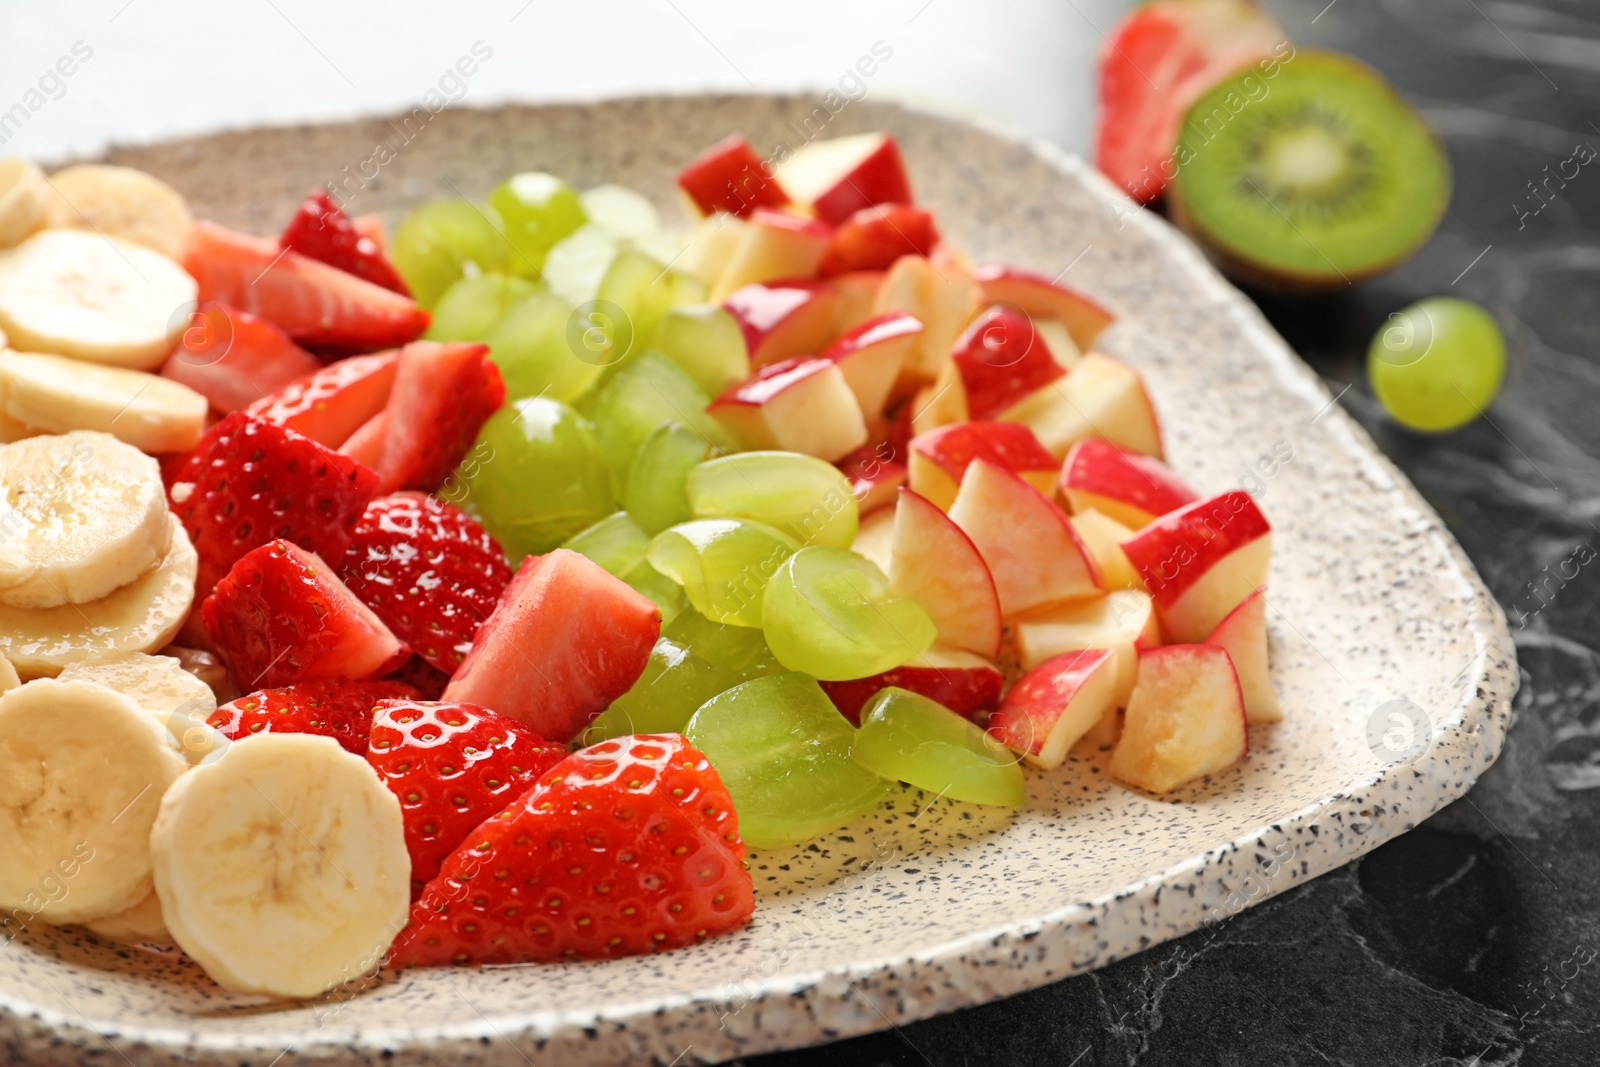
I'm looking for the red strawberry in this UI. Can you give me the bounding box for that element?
[388,733,753,967]
[208,678,420,756]
[340,494,512,675]
[168,412,379,595]
[182,220,429,351]
[817,203,940,277]
[374,341,506,494]
[246,351,399,449]
[280,187,411,296]
[368,700,568,896]
[159,302,323,415]
[383,655,452,700]
[339,410,388,468]
[203,539,409,689]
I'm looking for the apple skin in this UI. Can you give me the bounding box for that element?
[821,311,924,421]
[987,647,1119,769]
[1108,644,1248,794]
[1204,585,1280,723]
[1002,352,1163,459]
[889,487,1004,658]
[711,210,832,302]
[973,263,1115,351]
[836,443,908,515]
[1061,438,1197,528]
[708,356,868,461]
[820,645,1003,726]
[908,420,1059,511]
[777,132,914,226]
[677,135,790,217]
[819,203,940,276]
[723,279,840,367]
[951,304,1069,421]
[1119,490,1271,642]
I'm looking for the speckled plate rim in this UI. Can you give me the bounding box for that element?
[0,97,1516,1067]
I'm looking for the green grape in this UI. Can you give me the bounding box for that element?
[1368,297,1506,432]
[392,200,511,308]
[762,547,937,680]
[852,688,1025,807]
[488,172,586,276]
[625,422,713,536]
[579,184,660,241]
[639,269,708,349]
[458,397,614,560]
[622,559,687,626]
[485,290,602,403]
[582,636,742,745]
[686,673,891,849]
[582,352,732,496]
[425,273,540,342]
[652,304,750,395]
[687,452,858,549]
[542,225,618,308]
[560,511,649,577]
[646,518,799,628]
[664,608,786,679]
[590,249,659,369]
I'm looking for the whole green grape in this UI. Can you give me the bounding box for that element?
[625,422,713,536]
[1368,297,1506,432]
[488,172,586,275]
[664,608,786,679]
[391,199,511,308]
[853,687,1025,807]
[582,352,732,496]
[687,452,859,549]
[622,559,687,627]
[581,636,743,745]
[761,547,937,680]
[560,511,650,577]
[652,304,750,395]
[486,290,601,404]
[646,518,799,628]
[425,273,540,342]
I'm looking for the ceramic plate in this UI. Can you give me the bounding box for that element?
[0,95,1516,1067]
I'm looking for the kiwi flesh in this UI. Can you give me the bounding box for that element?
[1167,49,1451,290]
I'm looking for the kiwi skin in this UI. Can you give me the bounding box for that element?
[1167,49,1452,292]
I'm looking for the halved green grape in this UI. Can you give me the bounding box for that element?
[458,397,614,560]
[665,608,786,679]
[622,559,687,626]
[686,672,891,849]
[762,547,937,680]
[646,518,799,628]
[486,290,601,403]
[625,422,713,536]
[582,352,732,496]
[488,172,586,275]
[638,269,709,350]
[543,224,618,308]
[687,452,859,549]
[591,249,659,368]
[582,636,743,745]
[852,687,1025,807]
[1368,297,1506,432]
[579,184,660,241]
[392,200,511,308]
[652,304,750,395]
[560,511,649,577]
[425,272,541,342]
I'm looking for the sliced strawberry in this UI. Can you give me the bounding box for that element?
[340,494,512,675]
[677,134,789,217]
[159,302,323,415]
[245,351,399,449]
[351,213,390,255]
[817,203,940,277]
[208,678,421,756]
[374,341,505,494]
[368,700,568,896]
[203,539,409,689]
[389,733,753,967]
[443,549,660,744]
[169,412,379,595]
[951,304,1068,420]
[182,220,429,351]
[383,655,452,701]
[339,410,389,468]
[280,187,411,296]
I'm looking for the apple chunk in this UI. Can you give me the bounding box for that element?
[1061,438,1197,528]
[1003,352,1163,459]
[889,488,1003,657]
[951,304,1068,420]
[850,504,895,573]
[973,263,1115,352]
[820,645,1003,726]
[776,132,913,225]
[708,357,868,461]
[820,311,923,421]
[1205,586,1279,723]
[723,280,840,367]
[988,648,1119,769]
[908,420,1058,511]
[872,254,982,388]
[1014,589,1159,751]
[946,459,1101,617]
[1108,644,1248,794]
[836,443,907,515]
[829,269,886,333]
[677,134,789,218]
[1120,490,1272,644]
[711,209,831,301]
[1069,508,1145,591]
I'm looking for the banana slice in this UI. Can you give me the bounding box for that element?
[0,652,17,693]
[0,431,171,609]
[0,158,47,249]
[42,164,193,260]
[0,678,187,924]
[159,645,242,707]
[0,229,196,370]
[84,889,171,944]
[61,652,220,765]
[0,516,196,679]
[0,349,207,454]
[151,733,410,998]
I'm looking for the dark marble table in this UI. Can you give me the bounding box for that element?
[741,1,1600,1064]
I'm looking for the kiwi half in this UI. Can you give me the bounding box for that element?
[1167,49,1451,290]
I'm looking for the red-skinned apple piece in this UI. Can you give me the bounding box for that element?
[988,648,1119,769]
[1108,644,1248,793]
[722,280,840,367]
[946,458,1102,617]
[677,135,790,217]
[775,132,913,226]
[1119,490,1272,643]
[836,443,907,515]
[1061,437,1197,528]
[973,264,1116,352]
[888,488,1003,657]
[909,421,1059,511]
[951,304,1069,420]
[851,505,895,573]
[820,311,924,421]
[818,203,939,276]
[1015,589,1159,703]
[708,357,869,462]
[1004,352,1163,459]
[829,269,887,333]
[711,210,832,301]
[909,359,970,439]
[1204,586,1279,723]
[872,254,982,389]
[1069,508,1145,591]
[820,645,1003,726]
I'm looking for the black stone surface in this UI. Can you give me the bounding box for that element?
[738,1,1600,1064]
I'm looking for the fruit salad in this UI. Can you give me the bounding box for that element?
[0,129,1275,1000]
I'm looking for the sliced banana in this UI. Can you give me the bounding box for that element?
[0,229,196,370]
[0,431,171,609]
[0,349,207,453]
[0,158,48,249]
[0,678,187,924]
[42,164,193,260]
[0,652,18,693]
[61,653,220,765]
[151,733,411,999]
[0,516,195,679]
[84,889,171,944]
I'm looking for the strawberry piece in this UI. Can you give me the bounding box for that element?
[368,700,568,896]
[340,494,512,675]
[818,203,940,277]
[246,351,399,449]
[351,213,390,254]
[373,341,505,494]
[169,412,379,595]
[280,187,411,296]
[389,733,753,967]
[383,655,452,700]
[202,539,409,689]
[677,134,789,217]
[159,302,323,414]
[339,410,389,468]
[182,220,429,351]
[443,550,661,744]
[950,304,1068,420]
[208,678,420,756]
